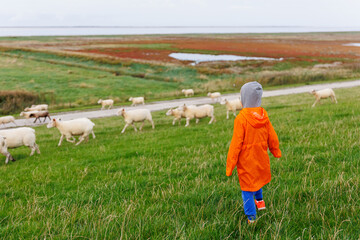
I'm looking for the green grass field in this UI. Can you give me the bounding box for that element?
[0,87,359,239]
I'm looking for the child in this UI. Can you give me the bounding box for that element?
[226,81,281,224]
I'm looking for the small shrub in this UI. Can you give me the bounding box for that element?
[0,90,40,114]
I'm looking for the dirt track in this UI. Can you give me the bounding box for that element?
[3,79,360,129]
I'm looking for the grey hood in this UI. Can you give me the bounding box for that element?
[240,81,263,108]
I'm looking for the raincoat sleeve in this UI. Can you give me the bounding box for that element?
[226,117,245,176]
[267,120,281,158]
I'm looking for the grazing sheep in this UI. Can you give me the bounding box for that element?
[20,111,39,119]
[29,111,51,123]
[0,127,40,159]
[25,104,48,112]
[129,97,145,106]
[47,118,96,146]
[182,89,194,97]
[117,108,154,133]
[183,104,215,127]
[0,135,15,164]
[220,98,242,119]
[310,88,338,107]
[0,116,16,127]
[166,105,195,125]
[98,99,114,110]
[207,92,221,102]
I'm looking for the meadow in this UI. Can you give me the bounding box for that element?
[0,86,359,239]
[1,32,360,113]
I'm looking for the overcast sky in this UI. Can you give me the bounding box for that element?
[1,0,359,27]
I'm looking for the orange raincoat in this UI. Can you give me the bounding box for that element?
[226,107,281,191]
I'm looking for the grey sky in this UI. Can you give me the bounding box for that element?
[1,0,359,27]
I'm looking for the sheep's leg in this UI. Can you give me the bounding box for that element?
[331,95,338,104]
[121,123,130,133]
[233,110,237,117]
[4,153,15,164]
[66,136,75,143]
[150,120,155,129]
[132,123,138,132]
[196,118,200,124]
[312,98,320,107]
[172,118,176,125]
[109,105,113,110]
[185,118,190,127]
[209,115,216,124]
[226,110,229,119]
[178,117,181,125]
[29,146,35,156]
[139,121,145,131]
[58,135,64,146]
[91,131,96,139]
[35,143,40,154]
[142,102,145,105]
[101,106,105,110]
[12,121,17,126]
[76,135,86,146]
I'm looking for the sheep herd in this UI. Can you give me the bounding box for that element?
[0,87,338,164]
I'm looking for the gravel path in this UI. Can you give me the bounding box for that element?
[3,79,360,129]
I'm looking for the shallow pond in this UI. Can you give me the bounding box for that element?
[169,53,282,65]
[343,43,360,47]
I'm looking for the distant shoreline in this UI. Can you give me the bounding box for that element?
[1,26,360,37]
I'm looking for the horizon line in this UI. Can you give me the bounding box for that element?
[0,25,358,28]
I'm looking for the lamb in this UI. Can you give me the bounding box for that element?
[310,88,338,107]
[220,98,242,119]
[98,99,114,110]
[0,127,40,161]
[25,104,48,111]
[47,118,96,146]
[182,89,194,97]
[207,92,221,102]
[128,97,145,106]
[117,108,155,133]
[29,111,51,123]
[165,105,195,125]
[0,116,16,127]
[183,104,216,127]
[0,135,15,164]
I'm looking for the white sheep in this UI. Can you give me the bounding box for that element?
[129,97,145,106]
[117,108,154,133]
[47,118,96,146]
[183,104,216,127]
[310,88,338,107]
[0,127,40,160]
[207,92,221,102]
[98,99,114,110]
[220,98,242,119]
[0,116,16,127]
[182,89,194,97]
[25,104,48,111]
[0,135,15,164]
[166,105,195,125]
[20,111,39,119]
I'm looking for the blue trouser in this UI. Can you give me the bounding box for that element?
[241,188,263,220]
